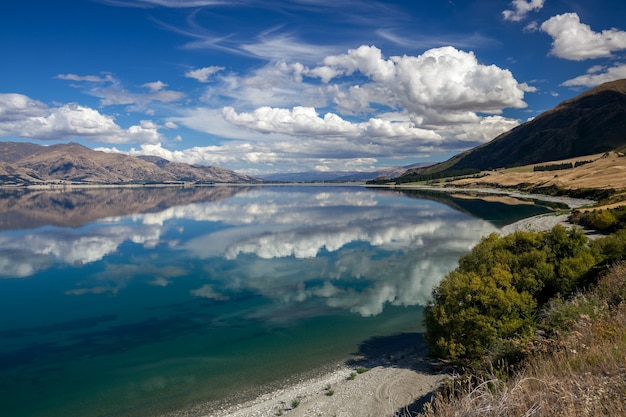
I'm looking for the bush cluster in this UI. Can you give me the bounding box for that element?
[570,206,626,233]
[424,216,626,363]
[421,206,626,416]
[421,262,626,417]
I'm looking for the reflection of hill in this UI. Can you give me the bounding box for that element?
[388,189,558,228]
[0,186,253,230]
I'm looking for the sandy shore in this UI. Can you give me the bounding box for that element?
[201,345,444,417]
[160,335,445,417]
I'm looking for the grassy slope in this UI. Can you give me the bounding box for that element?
[448,152,626,191]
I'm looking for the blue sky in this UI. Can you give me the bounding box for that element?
[1,0,626,175]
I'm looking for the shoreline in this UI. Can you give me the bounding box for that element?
[369,184,596,209]
[163,335,446,417]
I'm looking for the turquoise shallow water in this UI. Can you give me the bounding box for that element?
[0,186,554,417]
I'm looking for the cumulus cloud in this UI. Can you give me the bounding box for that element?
[315,46,532,118]
[502,0,544,22]
[561,63,626,87]
[541,13,626,60]
[0,93,169,143]
[184,66,224,82]
[158,44,533,172]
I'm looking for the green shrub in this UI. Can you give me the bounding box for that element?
[424,226,598,362]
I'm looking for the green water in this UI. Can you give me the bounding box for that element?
[0,185,555,416]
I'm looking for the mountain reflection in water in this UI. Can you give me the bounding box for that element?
[0,185,557,417]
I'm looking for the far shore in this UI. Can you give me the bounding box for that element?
[366,183,596,209]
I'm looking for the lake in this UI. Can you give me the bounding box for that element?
[0,185,557,417]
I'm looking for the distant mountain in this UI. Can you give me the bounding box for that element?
[259,163,433,182]
[0,142,258,185]
[401,79,626,179]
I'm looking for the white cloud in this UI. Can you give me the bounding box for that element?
[222,106,356,137]
[561,63,626,87]
[541,13,626,61]
[237,28,337,63]
[0,93,169,144]
[167,45,530,173]
[56,73,114,83]
[142,80,167,92]
[184,66,224,82]
[502,0,545,22]
[52,44,531,173]
[56,73,185,109]
[310,45,532,123]
[201,61,327,110]
[222,106,443,146]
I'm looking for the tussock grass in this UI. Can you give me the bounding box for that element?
[420,263,626,417]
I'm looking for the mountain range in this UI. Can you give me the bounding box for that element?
[0,142,258,185]
[400,78,626,179]
[258,162,433,182]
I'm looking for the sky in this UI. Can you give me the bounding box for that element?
[1,0,626,175]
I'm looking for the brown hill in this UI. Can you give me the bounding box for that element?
[0,142,258,185]
[402,79,626,178]
[450,151,626,192]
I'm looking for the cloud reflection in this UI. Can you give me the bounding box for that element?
[0,224,165,278]
[197,218,497,317]
[175,187,499,316]
[0,186,501,318]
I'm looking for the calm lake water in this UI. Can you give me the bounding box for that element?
[0,185,556,417]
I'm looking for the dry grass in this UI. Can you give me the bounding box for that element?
[450,152,626,193]
[420,263,626,417]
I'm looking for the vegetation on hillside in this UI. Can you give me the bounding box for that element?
[420,206,626,416]
[532,160,594,172]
